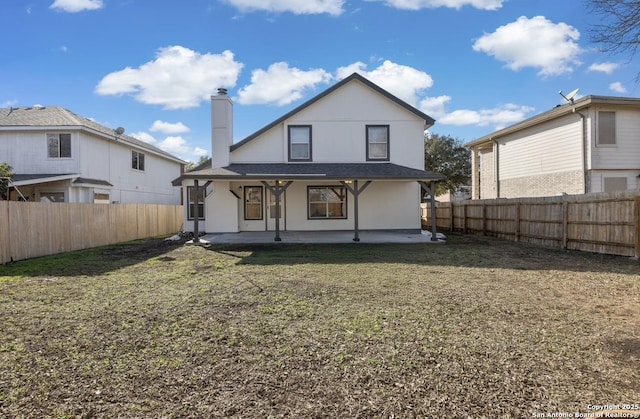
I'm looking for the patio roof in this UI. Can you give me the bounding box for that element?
[173,162,444,185]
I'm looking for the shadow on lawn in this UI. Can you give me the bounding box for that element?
[0,239,183,279]
[206,233,640,275]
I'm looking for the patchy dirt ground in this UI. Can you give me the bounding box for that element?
[1,234,639,418]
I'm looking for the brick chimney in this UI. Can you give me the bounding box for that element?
[211,88,233,168]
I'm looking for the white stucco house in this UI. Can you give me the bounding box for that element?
[0,106,185,204]
[466,95,640,199]
[172,73,444,241]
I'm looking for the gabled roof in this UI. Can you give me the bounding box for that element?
[173,162,444,186]
[466,95,640,148]
[230,72,435,152]
[0,106,185,164]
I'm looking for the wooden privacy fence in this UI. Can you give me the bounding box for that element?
[0,202,183,264]
[422,191,640,258]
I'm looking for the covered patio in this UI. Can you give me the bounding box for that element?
[189,229,446,245]
[175,162,445,244]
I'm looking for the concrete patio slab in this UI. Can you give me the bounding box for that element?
[188,230,446,245]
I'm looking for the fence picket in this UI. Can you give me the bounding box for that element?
[0,203,182,264]
[422,191,639,257]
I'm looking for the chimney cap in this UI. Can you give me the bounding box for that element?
[217,88,228,95]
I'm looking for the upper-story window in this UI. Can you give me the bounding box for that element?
[288,125,312,162]
[132,150,145,171]
[597,111,616,145]
[47,133,71,158]
[366,125,389,161]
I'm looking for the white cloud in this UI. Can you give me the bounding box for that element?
[473,16,582,77]
[129,132,208,162]
[588,62,619,74]
[50,0,103,12]
[337,60,433,106]
[129,131,157,144]
[418,95,452,119]
[95,46,243,110]
[1,100,19,108]
[437,103,535,129]
[609,82,627,94]
[366,0,503,10]
[221,0,345,15]
[236,62,332,106]
[150,120,190,135]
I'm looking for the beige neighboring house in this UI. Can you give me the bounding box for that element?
[466,95,640,199]
[0,106,185,204]
[172,73,444,240]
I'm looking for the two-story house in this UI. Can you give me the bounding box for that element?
[0,106,185,204]
[172,73,444,240]
[466,95,640,199]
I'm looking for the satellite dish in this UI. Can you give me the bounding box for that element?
[114,127,125,136]
[559,88,579,104]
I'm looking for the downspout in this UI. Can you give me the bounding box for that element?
[574,109,588,194]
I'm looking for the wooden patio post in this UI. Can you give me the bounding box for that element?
[192,179,200,244]
[341,180,371,242]
[429,181,438,242]
[274,181,282,242]
[262,181,293,242]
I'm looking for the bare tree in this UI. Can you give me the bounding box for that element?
[587,0,640,80]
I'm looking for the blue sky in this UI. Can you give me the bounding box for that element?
[1,0,638,163]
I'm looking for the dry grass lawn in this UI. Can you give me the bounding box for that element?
[1,234,639,418]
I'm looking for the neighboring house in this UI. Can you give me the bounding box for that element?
[466,96,640,199]
[0,106,185,204]
[172,73,444,240]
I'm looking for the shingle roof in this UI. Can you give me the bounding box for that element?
[72,177,113,187]
[173,162,444,185]
[0,106,185,163]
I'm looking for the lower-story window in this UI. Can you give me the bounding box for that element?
[308,186,347,219]
[40,192,65,202]
[94,193,110,204]
[187,186,205,220]
[245,186,263,220]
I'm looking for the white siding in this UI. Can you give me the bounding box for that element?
[0,131,81,174]
[590,170,640,193]
[479,148,496,199]
[230,80,426,170]
[1,129,182,204]
[591,107,640,169]
[222,181,421,233]
[498,114,583,179]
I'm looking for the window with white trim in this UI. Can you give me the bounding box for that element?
[47,133,71,158]
[366,125,389,161]
[244,186,263,220]
[597,111,616,145]
[132,150,145,171]
[288,125,312,161]
[308,186,347,219]
[40,192,65,202]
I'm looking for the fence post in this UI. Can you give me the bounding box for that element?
[635,196,640,259]
[562,201,569,249]
[482,203,487,235]
[449,202,454,232]
[514,202,520,242]
[463,203,468,234]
